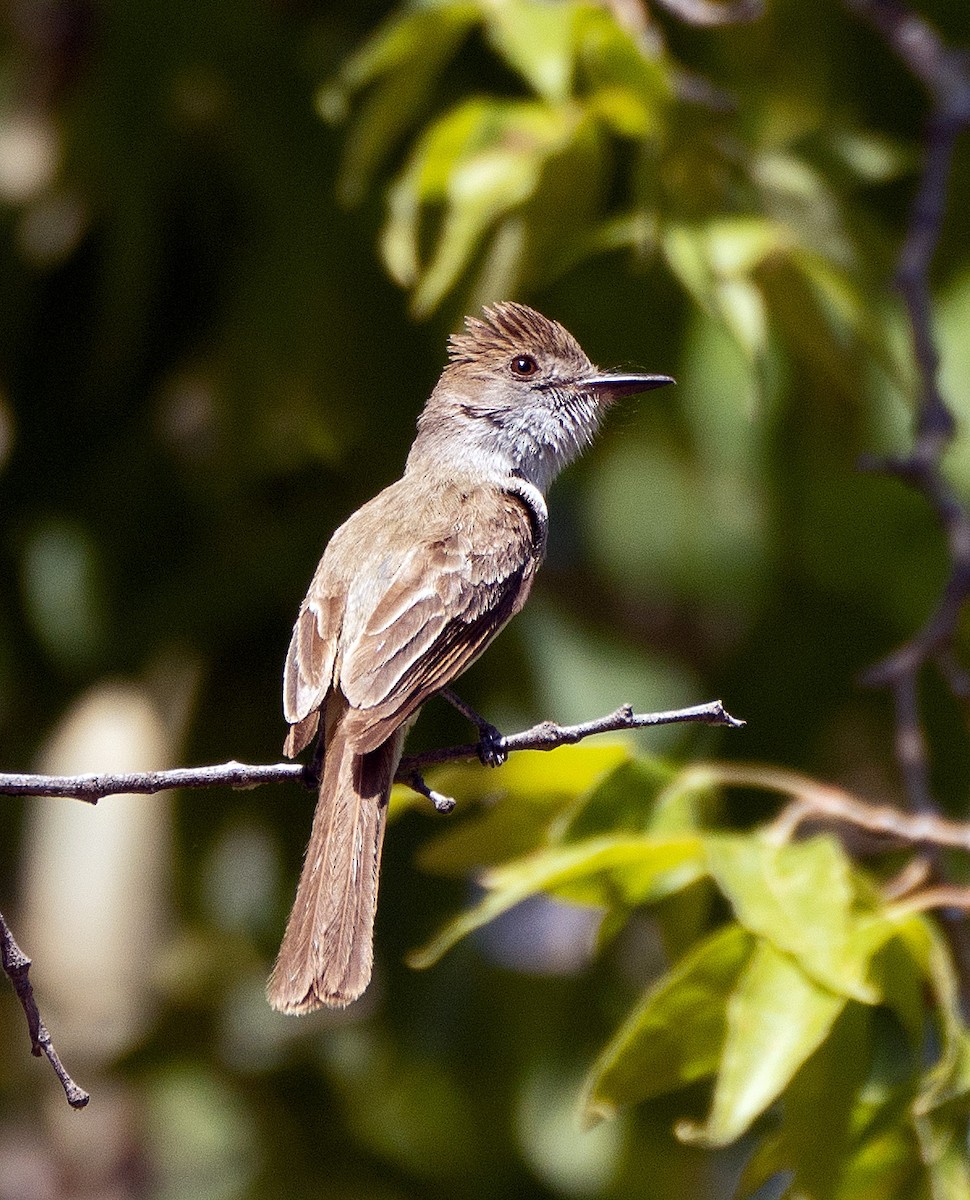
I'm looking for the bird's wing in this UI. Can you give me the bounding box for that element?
[338,484,539,752]
[282,585,344,755]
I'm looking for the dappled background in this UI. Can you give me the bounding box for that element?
[1,1,969,1197]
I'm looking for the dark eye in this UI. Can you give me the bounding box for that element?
[510,355,538,378]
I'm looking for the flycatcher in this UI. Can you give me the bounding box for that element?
[268,302,673,1013]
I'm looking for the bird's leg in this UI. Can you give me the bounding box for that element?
[440,688,508,767]
[404,770,456,815]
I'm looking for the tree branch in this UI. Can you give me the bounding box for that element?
[398,699,743,775]
[0,701,743,804]
[842,0,970,996]
[0,760,309,802]
[0,701,740,1104]
[0,911,89,1108]
[890,885,970,916]
[695,760,970,852]
[653,0,763,26]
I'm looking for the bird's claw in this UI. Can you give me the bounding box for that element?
[477,723,508,768]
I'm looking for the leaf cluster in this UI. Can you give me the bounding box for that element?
[406,744,970,1199]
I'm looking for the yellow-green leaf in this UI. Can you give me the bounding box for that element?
[416,743,630,875]
[408,833,704,969]
[485,0,577,104]
[706,834,878,1002]
[679,941,846,1147]
[581,923,752,1126]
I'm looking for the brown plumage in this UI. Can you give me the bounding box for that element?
[268,303,673,1013]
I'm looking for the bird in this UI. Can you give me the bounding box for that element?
[267,301,673,1013]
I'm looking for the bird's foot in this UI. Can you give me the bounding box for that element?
[440,688,508,767]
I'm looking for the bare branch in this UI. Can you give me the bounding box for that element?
[708,762,970,852]
[0,760,308,802]
[841,0,970,114]
[844,0,970,996]
[0,702,743,805]
[890,885,970,915]
[846,3,970,720]
[0,911,89,1108]
[653,0,763,26]
[398,700,744,775]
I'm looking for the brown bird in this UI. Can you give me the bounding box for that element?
[267,302,673,1013]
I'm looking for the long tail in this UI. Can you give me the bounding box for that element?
[267,720,403,1012]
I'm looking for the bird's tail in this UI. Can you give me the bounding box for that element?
[267,718,402,1012]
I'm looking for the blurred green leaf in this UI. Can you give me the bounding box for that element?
[414,742,630,872]
[556,756,678,842]
[409,832,704,968]
[382,98,584,312]
[484,0,577,104]
[706,834,879,1002]
[679,940,846,1147]
[777,1003,872,1200]
[574,3,672,119]
[324,6,475,206]
[661,219,786,360]
[915,1105,970,1200]
[582,923,752,1126]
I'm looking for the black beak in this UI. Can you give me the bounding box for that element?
[584,373,675,398]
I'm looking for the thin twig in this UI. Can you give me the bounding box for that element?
[0,911,89,1108]
[0,702,743,805]
[0,760,308,802]
[0,700,740,1106]
[890,885,970,916]
[653,0,763,25]
[702,762,970,852]
[398,700,744,775]
[843,0,970,998]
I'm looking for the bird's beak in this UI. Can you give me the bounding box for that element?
[584,373,675,399]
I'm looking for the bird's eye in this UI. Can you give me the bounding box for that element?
[510,355,538,378]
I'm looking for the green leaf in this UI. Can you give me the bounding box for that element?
[318,5,477,206]
[484,0,577,104]
[556,757,678,842]
[706,216,789,277]
[382,98,578,313]
[574,4,672,118]
[713,277,768,360]
[662,219,786,361]
[416,743,630,875]
[408,833,705,969]
[678,940,846,1147]
[897,915,970,1118]
[706,834,878,1002]
[835,1127,919,1200]
[780,1003,872,1200]
[587,86,656,139]
[868,921,930,1050]
[915,1106,970,1200]
[661,223,713,312]
[381,97,496,287]
[324,4,476,99]
[581,923,752,1126]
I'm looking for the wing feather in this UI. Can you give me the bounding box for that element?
[282,477,541,757]
[340,485,539,750]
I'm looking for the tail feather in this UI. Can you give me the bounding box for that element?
[267,724,401,1012]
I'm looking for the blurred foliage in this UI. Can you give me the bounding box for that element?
[408,746,970,1197]
[1,0,970,1198]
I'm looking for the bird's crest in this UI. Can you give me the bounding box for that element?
[448,302,588,368]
